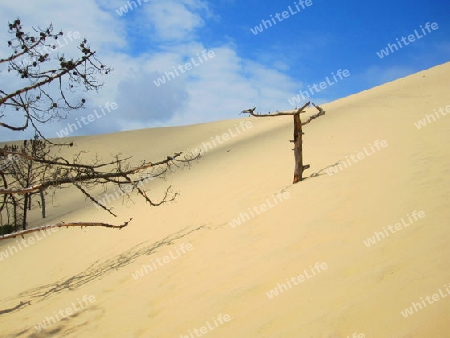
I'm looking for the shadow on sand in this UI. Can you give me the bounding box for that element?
[1,224,210,317]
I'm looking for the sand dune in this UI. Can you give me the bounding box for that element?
[1,62,449,337]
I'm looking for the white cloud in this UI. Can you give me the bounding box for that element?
[0,0,301,141]
[141,0,210,41]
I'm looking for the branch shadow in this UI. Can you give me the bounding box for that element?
[1,224,209,316]
[304,161,342,180]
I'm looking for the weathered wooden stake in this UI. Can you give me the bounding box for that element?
[293,111,309,183]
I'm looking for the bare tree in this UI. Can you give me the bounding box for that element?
[1,136,52,231]
[0,19,201,238]
[241,102,325,183]
[0,19,110,137]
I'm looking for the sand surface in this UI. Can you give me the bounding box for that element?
[0,62,449,337]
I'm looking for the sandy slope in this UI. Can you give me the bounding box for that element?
[0,62,449,338]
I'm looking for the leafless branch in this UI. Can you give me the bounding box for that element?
[0,218,132,240]
[241,102,311,117]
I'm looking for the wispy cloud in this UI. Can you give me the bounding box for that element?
[141,0,211,41]
[0,0,300,140]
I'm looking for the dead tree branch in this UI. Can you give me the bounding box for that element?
[240,101,326,183]
[241,102,311,117]
[0,218,132,240]
[0,152,187,195]
[0,300,31,315]
[301,103,326,126]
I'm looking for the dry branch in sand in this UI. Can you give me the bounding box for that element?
[0,218,132,240]
[0,148,201,238]
[241,101,326,183]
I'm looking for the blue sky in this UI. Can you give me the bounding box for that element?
[0,0,449,141]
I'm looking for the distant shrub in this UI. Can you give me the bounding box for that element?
[0,224,16,235]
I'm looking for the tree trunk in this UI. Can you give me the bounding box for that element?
[40,189,46,218]
[292,113,310,183]
[22,193,28,230]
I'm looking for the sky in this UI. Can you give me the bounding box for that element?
[0,0,449,142]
